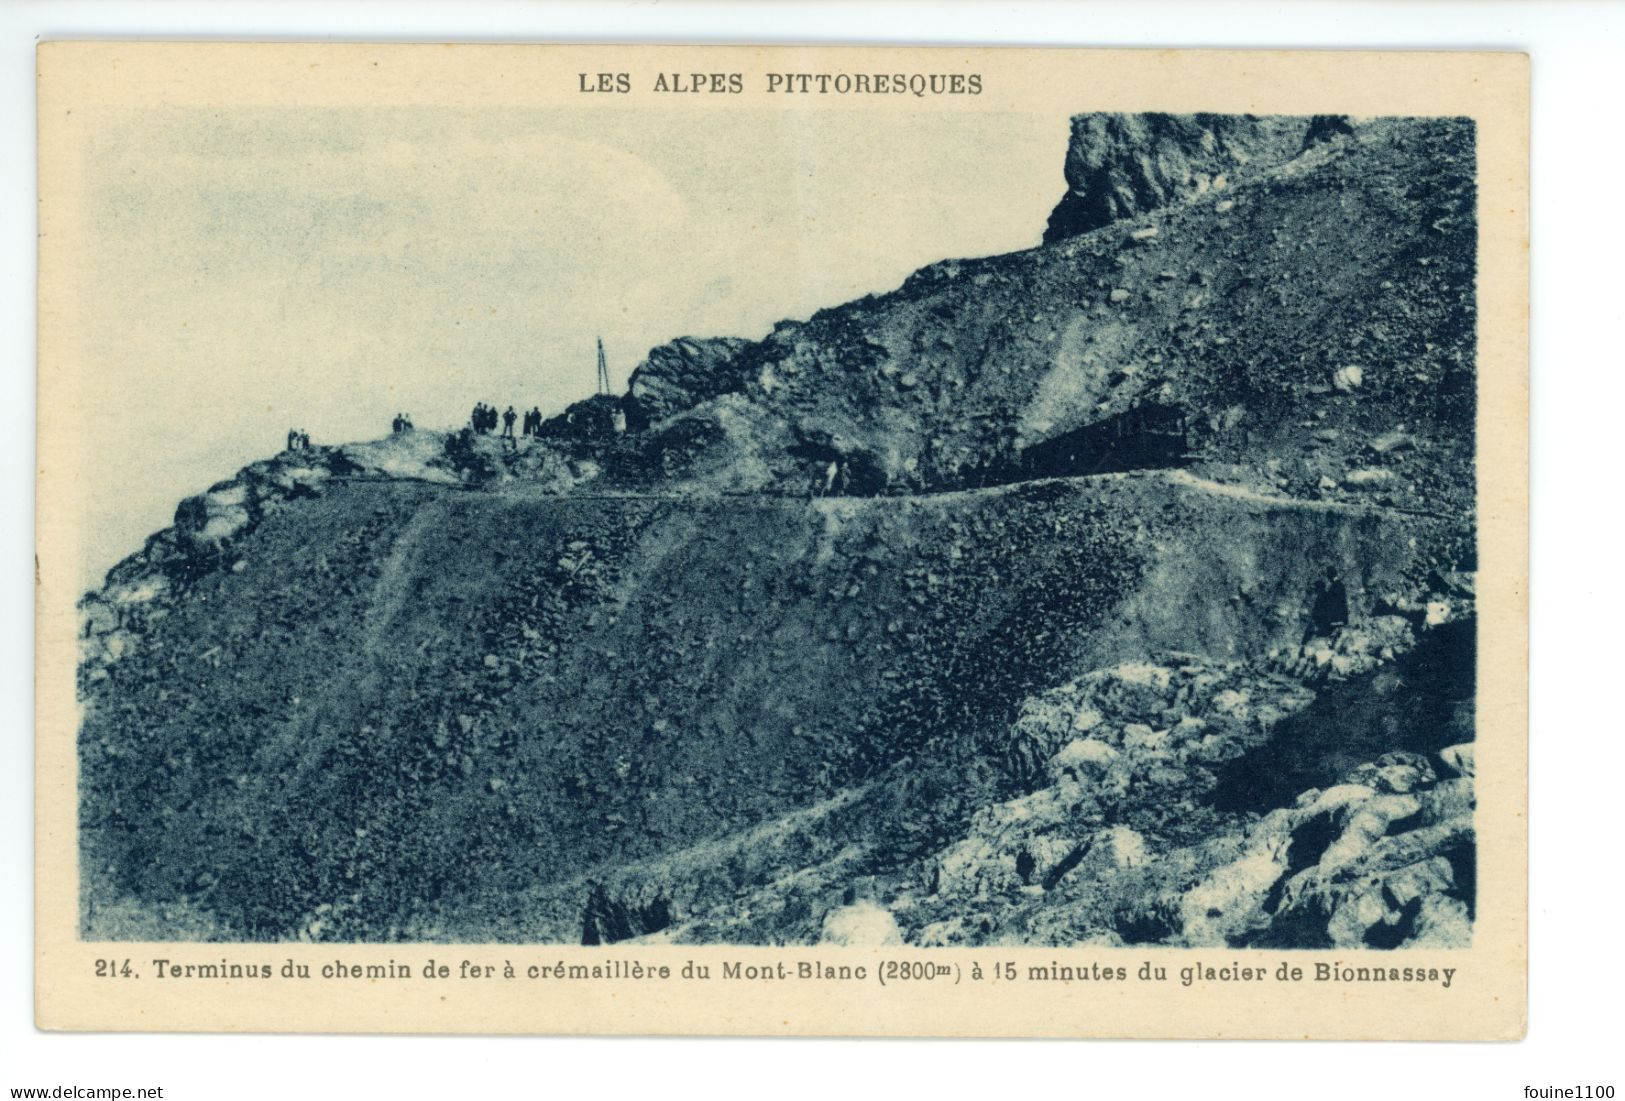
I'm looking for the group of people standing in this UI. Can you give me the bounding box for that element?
[470,402,546,441]
[282,405,558,453]
[469,402,508,436]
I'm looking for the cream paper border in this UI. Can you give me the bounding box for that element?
[35,42,1529,1038]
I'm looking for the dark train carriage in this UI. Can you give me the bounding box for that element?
[1018,401,1191,480]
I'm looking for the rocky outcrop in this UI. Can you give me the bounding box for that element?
[1180,747,1474,949]
[999,658,1315,794]
[903,628,1472,949]
[580,115,1474,517]
[1042,113,1344,244]
[623,336,754,431]
[79,446,352,689]
[78,431,581,690]
[925,653,1315,911]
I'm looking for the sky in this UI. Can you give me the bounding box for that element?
[75,105,1065,586]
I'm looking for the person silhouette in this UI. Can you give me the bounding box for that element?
[502,406,517,439]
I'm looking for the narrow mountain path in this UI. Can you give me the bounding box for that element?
[393,465,1461,524]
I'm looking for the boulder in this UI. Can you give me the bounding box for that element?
[820,901,903,946]
[1047,738,1119,782]
[1343,751,1437,795]
[1368,429,1416,454]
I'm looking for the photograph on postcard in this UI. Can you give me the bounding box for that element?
[36,44,1527,1036]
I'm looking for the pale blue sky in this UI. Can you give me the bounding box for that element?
[79,106,1065,585]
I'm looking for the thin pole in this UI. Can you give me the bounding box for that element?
[596,338,610,396]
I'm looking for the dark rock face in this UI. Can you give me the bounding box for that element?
[1041,113,1333,244]
[538,393,626,455]
[623,336,754,431]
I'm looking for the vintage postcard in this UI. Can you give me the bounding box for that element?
[36,43,1528,1038]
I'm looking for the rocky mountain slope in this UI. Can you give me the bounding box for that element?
[78,113,1477,948]
[602,114,1474,513]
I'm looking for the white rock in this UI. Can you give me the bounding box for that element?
[1319,794,1422,870]
[1052,737,1118,768]
[111,575,168,605]
[1070,706,1105,732]
[1048,738,1119,782]
[1211,688,1252,720]
[1180,841,1288,943]
[1369,428,1415,453]
[1332,365,1365,392]
[1121,723,1163,749]
[1343,467,1394,487]
[820,901,903,947]
[1095,826,1149,868]
[1306,783,1379,815]
[1114,662,1173,688]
